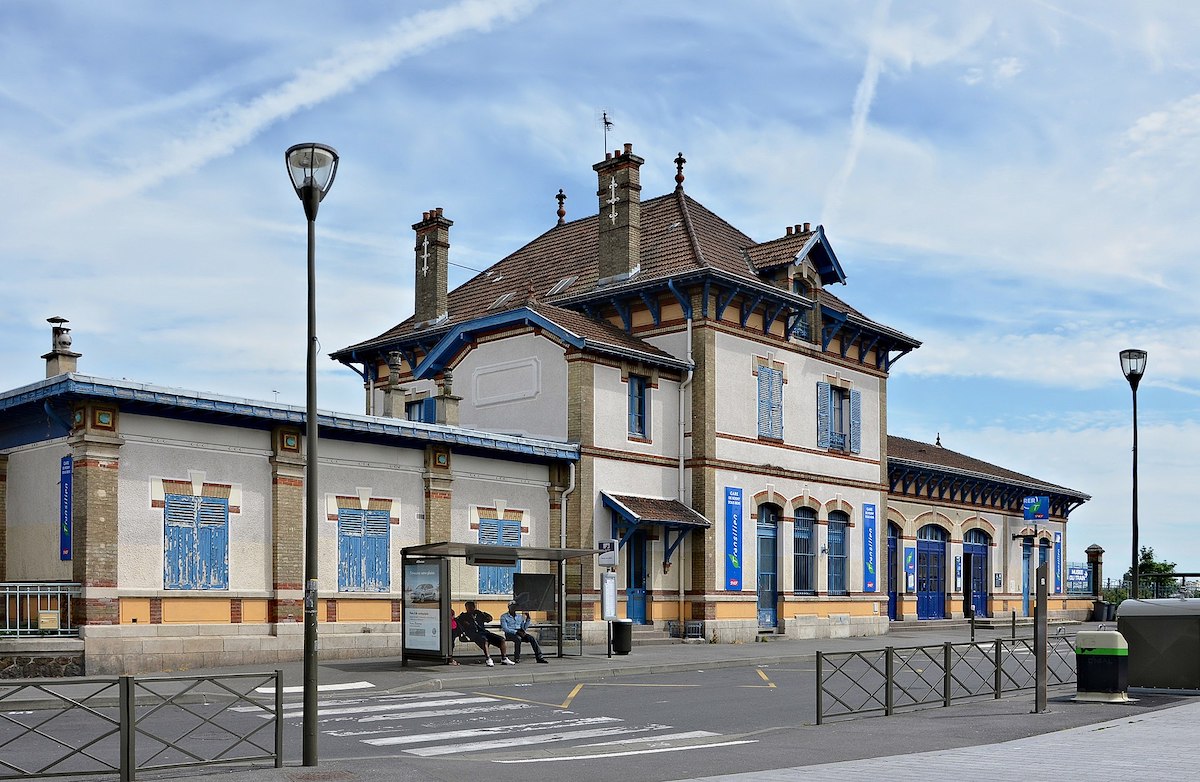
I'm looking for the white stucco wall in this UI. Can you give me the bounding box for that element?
[4,440,73,581]
[117,414,273,593]
[454,333,569,441]
[592,364,680,457]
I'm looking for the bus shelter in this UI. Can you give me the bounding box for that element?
[400,541,598,666]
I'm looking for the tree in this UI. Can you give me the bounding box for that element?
[1123,546,1179,598]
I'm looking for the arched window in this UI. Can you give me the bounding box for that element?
[965,529,990,546]
[918,524,949,542]
[794,507,816,594]
[827,510,849,595]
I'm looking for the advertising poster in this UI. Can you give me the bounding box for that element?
[904,546,916,592]
[403,562,443,652]
[862,504,877,592]
[60,456,72,561]
[1054,532,1062,594]
[724,487,742,591]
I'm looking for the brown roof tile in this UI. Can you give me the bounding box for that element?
[888,435,1089,499]
[604,493,712,528]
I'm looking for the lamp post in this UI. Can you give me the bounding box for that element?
[285,142,339,767]
[1120,348,1147,601]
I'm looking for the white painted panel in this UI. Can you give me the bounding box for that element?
[473,357,541,406]
[5,442,73,581]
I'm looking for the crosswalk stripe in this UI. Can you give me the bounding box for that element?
[255,681,374,694]
[280,696,496,720]
[492,739,759,762]
[404,725,665,757]
[232,691,468,713]
[581,730,720,746]
[363,717,621,747]
[356,702,534,724]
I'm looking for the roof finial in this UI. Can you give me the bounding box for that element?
[674,152,687,190]
[935,432,942,447]
[556,188,567,225]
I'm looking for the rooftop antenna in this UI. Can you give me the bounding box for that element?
[599,110,613,155]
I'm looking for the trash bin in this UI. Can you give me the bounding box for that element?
[611,618,633,655]
[1106,602,1117,622]
[1074,629,1128,702]
[1092,600,1109,622]
[1118,598,1200,689]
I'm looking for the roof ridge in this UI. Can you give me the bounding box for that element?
[674,188,707,272]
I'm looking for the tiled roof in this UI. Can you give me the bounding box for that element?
[336,185,913,357]
[745,229,815,270]
[602,493,712,529]
[888,435,1089,500]
[523,300,681,365]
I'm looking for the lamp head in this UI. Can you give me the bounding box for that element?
[285,143,339,220]
[1120,348,1148,391]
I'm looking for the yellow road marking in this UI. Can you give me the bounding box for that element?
[740,668,776,688]
[473,682,584,709]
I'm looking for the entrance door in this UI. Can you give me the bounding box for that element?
[964,529,990,618]
[887,523,900,620]
[757,505,779,629]
[917,525,947,619]
[626,530,648,624]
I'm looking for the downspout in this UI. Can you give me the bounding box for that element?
[677,315,694,634]
[560,461,576,630]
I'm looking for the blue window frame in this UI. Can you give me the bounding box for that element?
[794,507,817,594]
[817,383,861,453]
[164,494,228,590]
[337,508,390,592]
[628,374,649,438]
[406,398,436,423]
[827,511,849,595]
[757,366,783,439]
[478,516,522,594]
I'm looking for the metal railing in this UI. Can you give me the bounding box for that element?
[0,583,81,637]
[816,635,1077,723]
[0,670,282,780]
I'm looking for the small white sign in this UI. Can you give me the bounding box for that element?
[598,538,619,567]
[601,571,618,620]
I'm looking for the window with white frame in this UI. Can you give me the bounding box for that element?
[628,373,649,438]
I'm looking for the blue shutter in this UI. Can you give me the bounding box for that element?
[816,381,831,448]
[849,389,862,454]
[757,371,772,437]
[338,508,366,592]
[758,367,783,438]
[197,497,229,589]
[164,494,197,589]
[363,509,390,592]
[478,517,521,594]
[769,368,783,439]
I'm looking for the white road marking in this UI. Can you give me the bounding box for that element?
[232,690,468,713]
[405,725,664,756]
[256,680,374,694]
[492,739,759,762]
[581,730,720,746]
[363,717,621,747]
[357,702,534,724]
[279,696,496,720]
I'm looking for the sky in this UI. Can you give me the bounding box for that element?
[3,1,1199,573]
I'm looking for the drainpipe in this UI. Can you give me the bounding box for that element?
[677,316,694,634]
[560,461,576,626]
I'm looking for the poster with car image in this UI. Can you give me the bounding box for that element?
[403,561,444,653]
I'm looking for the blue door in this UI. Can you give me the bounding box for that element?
[757,506,779,628]
[626,530,648,624]
[964,530,989,618]
[917,525,947,619]
[887,524,900,620]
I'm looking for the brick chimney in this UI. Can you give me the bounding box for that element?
[593,143,644,285]
[43,316,81,377]
[413,207,452,325]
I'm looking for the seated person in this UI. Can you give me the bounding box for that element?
[501,602,548,663]
[455,601,515,667]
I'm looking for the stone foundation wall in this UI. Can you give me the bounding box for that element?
[0,639,85,678]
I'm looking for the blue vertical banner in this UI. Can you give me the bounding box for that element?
[724,487,742,591]
[1054,532,1062,594]
[904,547,916,592]
[862,504,877,592]
[60,456,73,561]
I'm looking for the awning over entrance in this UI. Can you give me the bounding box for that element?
[402,541,599,561]
[601,492,711,567]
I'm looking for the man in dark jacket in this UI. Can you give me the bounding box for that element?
[455,601,515,667]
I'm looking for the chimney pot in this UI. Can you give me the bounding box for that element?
[422,211,430,221]
[623,142,633,154]
[605,152,612,160]
[786,226,793,236]
[804,222,811,232]
[435,207,443,216]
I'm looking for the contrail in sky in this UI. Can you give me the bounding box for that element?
[822,0,891,227]
[66,0,541,212]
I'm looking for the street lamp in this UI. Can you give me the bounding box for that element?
[285,142,338,767]
[1120,348,1147,601]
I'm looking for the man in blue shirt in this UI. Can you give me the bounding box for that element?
[501,602,548,663]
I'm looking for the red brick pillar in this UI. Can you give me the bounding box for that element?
[269,428,305,624]
[424,446,453,544]
[69,403,123,625]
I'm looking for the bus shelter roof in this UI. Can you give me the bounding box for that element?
[401,541,600,561]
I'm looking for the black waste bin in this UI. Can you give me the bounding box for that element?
[1092,600,1110,622]
[611,618,633,655]
[1106,602,1117,622]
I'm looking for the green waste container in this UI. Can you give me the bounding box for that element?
[1075,629,1128,701]
[611,618,633,655]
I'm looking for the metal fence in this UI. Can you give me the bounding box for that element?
[816,635,1077,724]
[0,670,282,780]
[0,583,81,637]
